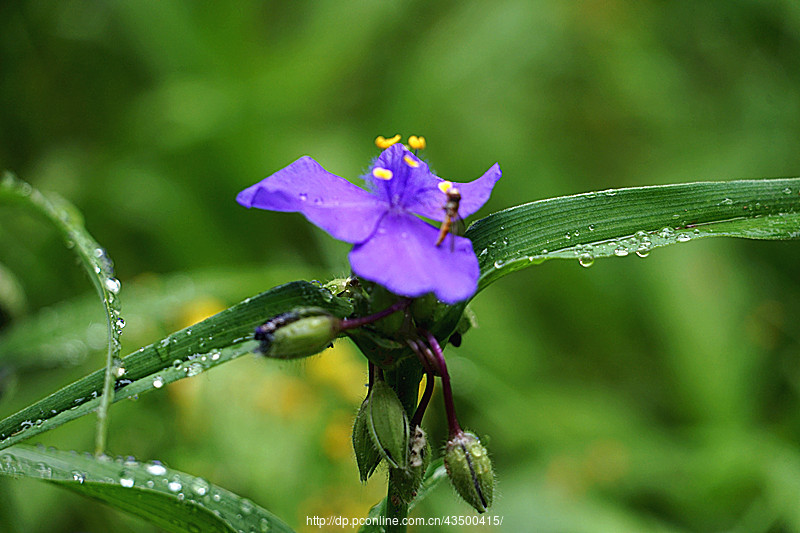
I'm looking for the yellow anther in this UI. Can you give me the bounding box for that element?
[438,180,453,193]
[408,135,426,150]
[375,134,401,149]
[403,155,419,168]
[372,167,394,180]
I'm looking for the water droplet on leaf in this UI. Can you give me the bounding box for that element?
[104,278,121,294]
[146,462,167,476]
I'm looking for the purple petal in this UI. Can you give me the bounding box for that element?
[348,212,479,304]
[237,156,387,244]
[408,163,502,221]
[365,144,441,210]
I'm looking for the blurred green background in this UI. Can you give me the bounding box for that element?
[2,1,800,532]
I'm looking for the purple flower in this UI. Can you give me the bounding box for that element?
[237,143,501,304]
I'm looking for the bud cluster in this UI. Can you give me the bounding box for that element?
[254,297,496,514]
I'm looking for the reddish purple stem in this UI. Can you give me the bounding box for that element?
[424,330,461,436]
[339,298,411,330]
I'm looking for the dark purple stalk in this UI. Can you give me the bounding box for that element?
[339,298,411,330]
[424,330,461,436]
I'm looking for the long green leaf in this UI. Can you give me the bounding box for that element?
[0,172,124,454]
[467,177,800,290]
[0,281,352,451]
[0,444,294,533]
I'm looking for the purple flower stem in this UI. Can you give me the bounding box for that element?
[339,298,411,331]
[424,330,462,436]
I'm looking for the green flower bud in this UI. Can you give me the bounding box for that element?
[396,425,431,503]
[444,431,494,513]
[352,398,382,482]
[255,307,340,359]
[366,380,409,469]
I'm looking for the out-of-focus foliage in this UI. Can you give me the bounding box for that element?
[1,1,800,532]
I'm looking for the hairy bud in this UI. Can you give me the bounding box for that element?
[352,398,382,482]
[255,307,340,359]
[444,430,494,513]
[366,380,409,469]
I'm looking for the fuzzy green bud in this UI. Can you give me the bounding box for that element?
[255,307,340,359]
[352,398,382,482]
[366,380,409,469]
[444,430,494,513]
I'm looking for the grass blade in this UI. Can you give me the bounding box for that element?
[0,172,124,454]
[0,444,295,533]
[467,177,800,290]
[0,280,352,451]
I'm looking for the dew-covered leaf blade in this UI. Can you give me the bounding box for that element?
[0,444,295,533]
[0,281,352,451]
[467,177,800,290]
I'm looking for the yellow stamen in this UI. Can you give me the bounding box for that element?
[438,180,453,193]
[403,155,419,168]
[408,135,426,150]
[375,134,401,149]
[372,167,393,180]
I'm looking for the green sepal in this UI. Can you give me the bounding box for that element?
[352,398,382,482]
[366,380,409,469]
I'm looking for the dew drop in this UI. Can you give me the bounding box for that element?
[613,246,629,257]
[104,278,121,294]
[120,476,135,488]
[115,317,126,330]
[71,471,86,484]
[210,350,221,362]
[578,253,594,268]
[167,479,182,492]
[146,462,167,476]
[720,198,734,206]
[298,193,308,201]
[191,477,210,497]
[636,241,652,258]
[240,498,254,515]
[152,376,164,389]
[185,362,203,377]
[658,227,675,239]
[783,187,792,195]
[493,259,506,269]
[676,233,692,243]
[588,224,595,231]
